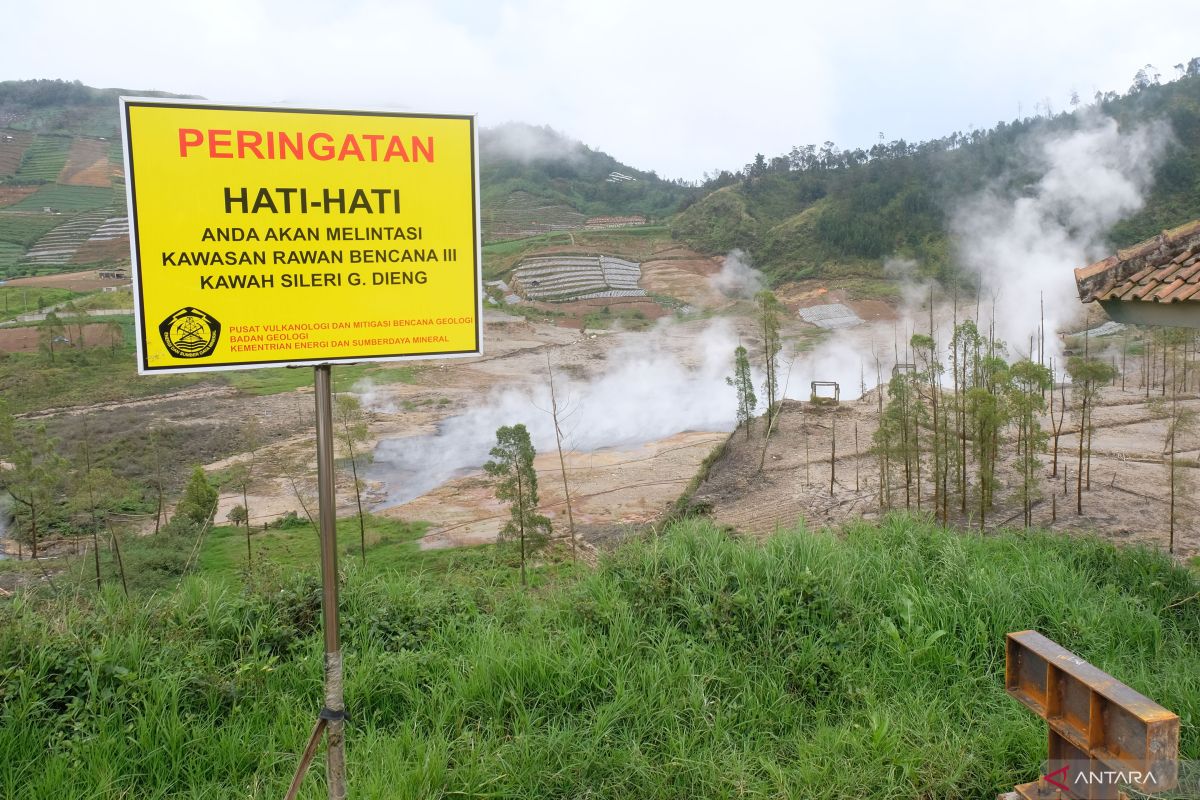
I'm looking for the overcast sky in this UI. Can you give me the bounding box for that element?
[4,0,1199,180]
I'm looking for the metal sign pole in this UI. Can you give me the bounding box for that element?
[314,364,347,799]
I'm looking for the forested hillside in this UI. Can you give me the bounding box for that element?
[0,79,193,136]
[671,62,1200,286]
[478,122,691,230]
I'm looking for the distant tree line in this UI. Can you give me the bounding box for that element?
[0,79,194,109]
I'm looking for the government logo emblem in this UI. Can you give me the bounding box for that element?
[159,307,221,359]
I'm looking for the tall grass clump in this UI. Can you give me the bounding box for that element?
[1,515,1197,798]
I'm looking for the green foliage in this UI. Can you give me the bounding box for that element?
[670,187,761,253]
[485,423,551,586]
[876,367,928,508]
[2,517,1198,798]
[1008,360,1053,525]
[171,467,218,530]
[756,290,784,424]
[0,411,69,555]
[226,504,248,528]
[726,345,757,437]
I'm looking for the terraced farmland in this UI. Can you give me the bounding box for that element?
[512,254,646,301]
[22,210,110,265]
[0,130,34,177]
[0,240,26,271]
[59,137,111,187]
[11,134,72,183]
[484,191,586,240]
[106,138,124,181]
[72,215,130,263]
[0,186,38,208]
[0,131,129,276]
[0,213,66,247]
[8,184,114,213]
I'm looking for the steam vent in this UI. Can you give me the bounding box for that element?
[1075,219,1200,328]
[512,254,646,302]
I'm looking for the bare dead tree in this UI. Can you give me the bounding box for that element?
[829,412,837,497]
[546,355,578,562]
[854,421,860,493]
[758,353,796,474]
[1049,359,1067,478]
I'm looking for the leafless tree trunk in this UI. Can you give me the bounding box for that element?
[547,357,577,562]
[830,414,836,497]
[854,422,860,493]
[108,524,128,599]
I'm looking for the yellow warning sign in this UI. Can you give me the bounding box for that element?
[120,99,481,373]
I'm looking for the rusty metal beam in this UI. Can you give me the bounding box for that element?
[1004,630,1179,796]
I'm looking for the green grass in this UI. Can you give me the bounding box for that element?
[71,287,133,311]
[0,212,66,246]
[0,316,211,414]
[8,184,114,212]
[2,516,1197,799]
[10,134,71,183]
[0,286,78,320]
[223,361,417,395]
[35,515,435,596]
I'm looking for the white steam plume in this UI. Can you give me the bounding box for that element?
[369,320,741,505]
[953,115,1170,360]
[711,249,764,298]
[351,377,397,413]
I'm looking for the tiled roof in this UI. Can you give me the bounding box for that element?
[1075,220,1200,304]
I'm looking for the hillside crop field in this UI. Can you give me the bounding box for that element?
[8,183,114,212]
[0,212,65,247]
[58,136,111,187]
[10,134,72,183]
[1,517,1197,799]
[0,286,78,321]
[0,131,34,177]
